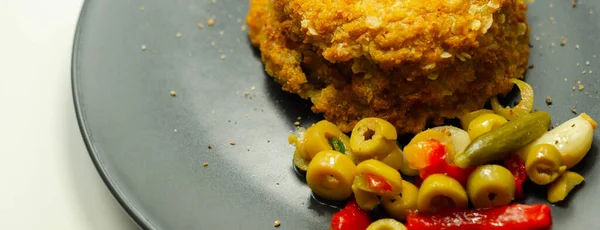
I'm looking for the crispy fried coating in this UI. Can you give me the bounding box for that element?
[247,0,530,134]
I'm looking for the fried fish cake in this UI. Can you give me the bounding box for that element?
[247,0,530,134]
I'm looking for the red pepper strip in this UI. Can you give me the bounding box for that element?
[365,173,392,191]
[504,155,527,199]
[425,140,447,167]
[420,163,475,186]
[417,140,449,181]
[330,200,371,230]
[444,164,476,186]
[416,140,476,187]
[406,204,552,230]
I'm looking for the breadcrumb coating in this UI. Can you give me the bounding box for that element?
[247,0,530,134]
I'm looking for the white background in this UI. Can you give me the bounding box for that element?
[0,0,138,229]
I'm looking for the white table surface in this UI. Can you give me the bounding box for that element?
[0,1,138,229]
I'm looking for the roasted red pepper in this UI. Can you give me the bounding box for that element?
[330,200,371,230]
[504,154,527,199]
[444,163,476,185]
[405,139,448,170]
[365,173,392,191]
[406,204,552,230]
[420,163,475,186]
[418,145,475,186]
[424,140,447,167]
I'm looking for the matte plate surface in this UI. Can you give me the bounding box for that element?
[73,0,600,229]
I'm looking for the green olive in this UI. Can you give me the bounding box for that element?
[351,118,398,161]
[382,180,419,220]
[293,149,310,172]
[460,109,495,130]
[366,218,407,230]
[525,144,566,185]
[306,151,356,201]
[381,146,404,171]
[417,174,468,213]
[352,184,380,211]
[547,171,584,203]
[467,165,515,209]
[399,149,419,176]
[354,160,403,196]
[467,114,508,139]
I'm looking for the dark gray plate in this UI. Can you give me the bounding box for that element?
[72,0,600,229]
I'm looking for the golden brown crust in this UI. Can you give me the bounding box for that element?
[247,0,530,134]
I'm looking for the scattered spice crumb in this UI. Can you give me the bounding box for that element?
[174,129,178,133]
[572,0,577,7]
[244,92,250,97]
[571,107,578,114]
[203,162,209,167]
[247,146,250,151]
[208,145,213,149]
[586,61,591,66]
[208,18,215,26]
[545,96,553,105]
[534,108,540,112]
[170,90,177,97]
[582,70,587,75]
[140,5,145,11]
[176,32,182,37]
[230,141,236,145]
[251,86,256,91]
[577,63,580,66]
[241,25,247,32]
[211,0,216,3]
[274,220,281,227]
[571,124,576,128]
[297,116,302,120]
[219,30,224,36]
[528,64,534,69]
[575,44,580,50]
[267,140,271,143]
[572,86,576,91]
[197,23,204,29]
[560,36,567,46]
[294,121,301,126]
[237,18,242,23]
[578,81,584,90]
[276,182,280,185]
[141,44,147,50]
[220,55,226,60]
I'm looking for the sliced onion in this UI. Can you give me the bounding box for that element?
[491,78,534,121]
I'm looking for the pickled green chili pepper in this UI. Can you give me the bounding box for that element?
[454,111,551,168]
[329,138,346,154]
